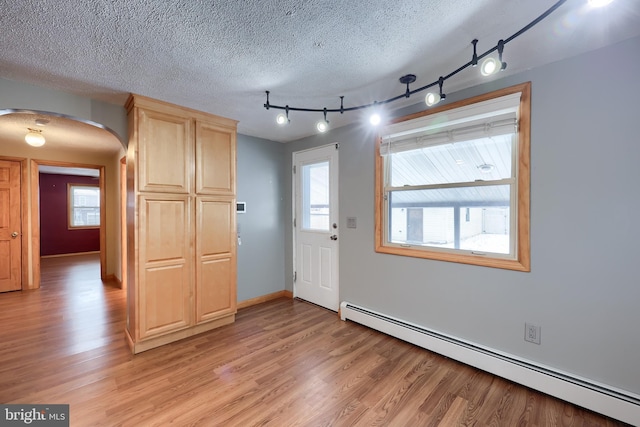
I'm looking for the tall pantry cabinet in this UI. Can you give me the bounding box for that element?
[125,94,238,353]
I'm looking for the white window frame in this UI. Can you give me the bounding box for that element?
[68,183,100,229]
[374,83,530,271]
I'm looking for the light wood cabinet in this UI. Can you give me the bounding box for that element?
[195,120,235,195]
[138,108,192,193]
[125,95,238,353]
[195,197,236,324]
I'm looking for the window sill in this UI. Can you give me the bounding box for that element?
[374,243,530,272]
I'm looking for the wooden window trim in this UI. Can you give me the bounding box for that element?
[374,82,531,271]
[68,183,101,230]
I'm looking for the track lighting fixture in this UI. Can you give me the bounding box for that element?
[264,0,605,133]
[276,106,290,125]
[471,39,479,67]
[316,120,329,133]
[480,57,500,76]
[25,128,45,147]
[400,74,416,98]
[481,40,507,76]
[369,101,382,126]
[425,77,446,107]
[316,108,329,133]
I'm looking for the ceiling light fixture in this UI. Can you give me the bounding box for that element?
[481,39,508,76]
[480,57,500,76]
[25,128,45,147]
[276,113,288,125]
[369,100,382,126]
[276,106,290,125]
[316,120,329,133]
[316,108,329,133]
[264,0,578,132]
[425,76,447,107]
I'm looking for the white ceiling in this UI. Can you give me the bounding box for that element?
[1,0,639,146]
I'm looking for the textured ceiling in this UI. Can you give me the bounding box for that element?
[1,0,639,146]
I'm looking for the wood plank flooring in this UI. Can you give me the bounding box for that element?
[0,254,627,426]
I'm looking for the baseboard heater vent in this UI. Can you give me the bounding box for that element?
[340,301,640,425]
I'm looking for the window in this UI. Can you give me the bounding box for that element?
[375,83,530,271]
[68,184,100,228]
[301,161,331,231]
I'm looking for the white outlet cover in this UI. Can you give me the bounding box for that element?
[525,323,541,345]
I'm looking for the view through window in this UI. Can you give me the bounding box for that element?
[69,184,100,228]
[375,83,530,271]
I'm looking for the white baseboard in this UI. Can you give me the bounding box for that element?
[340,301,640,425]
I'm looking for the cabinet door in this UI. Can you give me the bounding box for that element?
[195,120,236,195]
[138,195,191,338]
[138,108,192,193]
[195,197,236,323]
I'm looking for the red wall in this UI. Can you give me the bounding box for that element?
[39,173,100,256]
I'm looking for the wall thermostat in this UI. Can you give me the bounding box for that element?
[236,202,246,213]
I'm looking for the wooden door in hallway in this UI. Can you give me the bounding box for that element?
[0,160,21,292]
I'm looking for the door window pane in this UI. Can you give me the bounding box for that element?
[302,161,330,231]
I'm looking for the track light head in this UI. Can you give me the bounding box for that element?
[316,120,329,133]
[317,108,330,132]
[369,113,381,126]
[480,57,501,76]
[425,92,441,107]
[426,77,447,106]
[276,113,288,125]
[481,39,508,76]
[276,105,291,125]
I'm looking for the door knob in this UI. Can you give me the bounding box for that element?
[11,232,19,238]
[330,235,338,241]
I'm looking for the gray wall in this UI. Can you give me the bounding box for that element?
[283,36,640,396]
[236,134,286,301]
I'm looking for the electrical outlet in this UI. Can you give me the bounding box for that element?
[525,323,541,345]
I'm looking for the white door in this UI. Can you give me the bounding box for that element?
[293,144,339,311]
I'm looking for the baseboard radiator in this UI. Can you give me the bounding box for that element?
[340,301,640,425]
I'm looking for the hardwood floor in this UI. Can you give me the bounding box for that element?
[0,254,627,426]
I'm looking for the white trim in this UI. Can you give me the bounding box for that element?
[341,301,640,426]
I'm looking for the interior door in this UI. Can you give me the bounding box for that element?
[294,144,339,311]
[0,159,22,292]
